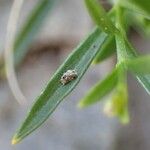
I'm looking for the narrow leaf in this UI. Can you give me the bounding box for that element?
[133,15,150,37]
[78,68,118,108]
[126,55,150,75]
[105,84,129,124]
[141,18,150,36]
[136,75,150,94]
[121,0,150,19]
[14,0,55,65]
[125,40,150,94]
[12,28,108,144]
[0,0,55,75]
[104,66,129,124]
[85,0,117,34]
[93,35,116,64]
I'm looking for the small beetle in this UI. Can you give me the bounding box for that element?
[60,70,78,85]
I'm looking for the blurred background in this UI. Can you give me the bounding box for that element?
[0,0,150,149]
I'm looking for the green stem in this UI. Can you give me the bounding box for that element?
[115,3,128,63]
[115,4,126,36]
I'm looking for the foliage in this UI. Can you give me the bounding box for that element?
[3,0,149,144]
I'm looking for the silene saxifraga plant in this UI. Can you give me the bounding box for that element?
[4,0,150,144]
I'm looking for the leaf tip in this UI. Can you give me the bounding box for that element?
[91,60,98,65]
[11,135,20,145]
[103,101,115,117]
[77,101,86,109]
[121,118,130,125]
[119,113,130,125]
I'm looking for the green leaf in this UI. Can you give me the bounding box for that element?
[114,5,150,95]
[121,0,150,19]
[93,7,129,65]
[142,18,150,36]
[139,18,150,37]
[125,40,150,94]
[136,75,150,95]
[125,55,150,75]
[78,68,118,108]
[104,66,129,124]
[130,14,150,37]
[85,0,117,34]
[12,28,108,144]
[104,83,129,124]
[0,0,55,75]
[14,0,55,66]
[92,8,117,64]
[93,35,116,64]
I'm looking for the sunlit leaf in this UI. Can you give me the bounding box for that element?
[12,28,108,144]
[78,68,118,108]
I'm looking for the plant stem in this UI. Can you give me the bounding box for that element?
[115,3,128,63]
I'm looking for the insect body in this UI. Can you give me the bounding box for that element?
[60,70,78,85]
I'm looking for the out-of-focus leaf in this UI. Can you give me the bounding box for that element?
[130,14,150,37]
[121,0,150,19]
[142,18,150,36]
[78,68,118,108]
[115,8,150,95]
[126,55,150,75]
[14,0,55,66]
[104,66,129,124]
[139,18,150,37]
[93,35,116,64]
[0,0,55,78]
[104,83,129,124]
[0,0,55,75]
[12,28,108,144]
[125,40,150,94]
[85,0,117,34]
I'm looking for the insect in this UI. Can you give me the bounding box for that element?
[60,70,78,85]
